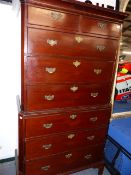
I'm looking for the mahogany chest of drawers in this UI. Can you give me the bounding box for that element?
[18,0,127,174]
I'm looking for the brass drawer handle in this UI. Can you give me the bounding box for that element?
[70,85,78,92]
[47,39,58,46]
[85,154,92,160]
[97,22,106,29]
[70,114,77,120]
[96,45,106,52]
[87,135,95,140]
[43,123,53,129]
[65,153,72,159]
[68,134,75,139]
[50,12,62,20]
[91,92,99,98]
[94,69,102,75]
[41,165,50,171]
[75,36,83,43]
[45,67,56,74]
[73,60,81,68]
[42,144,52,150]
[44,95,54,101]
[89,117,98,122]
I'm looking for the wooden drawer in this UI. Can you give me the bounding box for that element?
[80,15,120,37]
[26,84,111,111]
[26,56,115,84]
[28,28,118,60]
[28,6,79,32]
[25,108,111,138]
[26,127,107,160]
[25,144,104,175]
[28,6,120,37]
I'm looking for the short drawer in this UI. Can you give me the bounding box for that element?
[26,127,107,160]
[26,56,115,84]
[25,144,104,175]
[28,28,118,60]
[80,16,121,37]
[26,84,112,111]
[28,6,120,37]
[25,108,111,138]
[28,6,79,32]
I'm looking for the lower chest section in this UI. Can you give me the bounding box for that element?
[19,107,111,174]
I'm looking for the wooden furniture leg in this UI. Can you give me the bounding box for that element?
[98,165,104,175]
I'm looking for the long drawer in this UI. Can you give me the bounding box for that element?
[28,27,118,60]
[28,6,120,37]
[26,127,107,160]
[25,144,104,175]
[26,84,112,111]
[26,56,115,84]
[25,108,111,138]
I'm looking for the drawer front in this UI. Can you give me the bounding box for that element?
[28,6,120,37]
[26,56,115,84]
[80,16,120,37]
[25,108,111,138]
[26,84,111,111]
[26,127,107,160]
[25,144,104,175]
[28,28,118,60]
[28,6,79,32]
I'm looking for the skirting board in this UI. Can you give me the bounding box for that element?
[0,157,15,163]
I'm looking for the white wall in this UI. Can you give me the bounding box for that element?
[0,3,21,159]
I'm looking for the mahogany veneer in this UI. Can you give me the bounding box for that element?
[25,127,107,160]
[28,6,121,37]
[25,108,111,137]
[26,84,112,111]
[26,56,115,84]
[19,0,127,175]
[25,144,104,175]
[28,27,118,59]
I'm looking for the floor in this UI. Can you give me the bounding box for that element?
[113,100,131,113]
[71,167,110,175]
[0,161,16,175]
[0,161,110,175]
